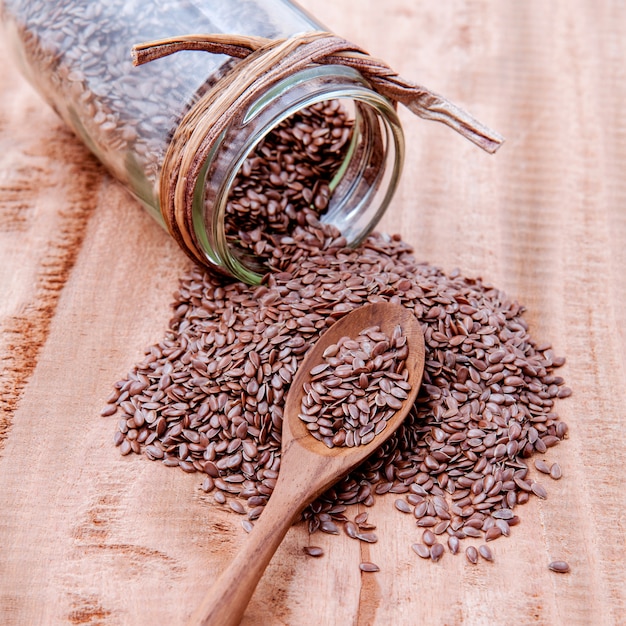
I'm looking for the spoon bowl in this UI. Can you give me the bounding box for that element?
[188,302,425,626]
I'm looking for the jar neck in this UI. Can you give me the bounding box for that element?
[187,65,404,283]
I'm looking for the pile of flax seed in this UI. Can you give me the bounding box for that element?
[102,102,570,568]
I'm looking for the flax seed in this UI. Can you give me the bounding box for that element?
[466,546,479,565]
[304,546,324,558]
[412,543,430,559]
[359,562,380,572]
[548,560,570,573]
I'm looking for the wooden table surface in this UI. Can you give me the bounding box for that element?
[1,1,625,624]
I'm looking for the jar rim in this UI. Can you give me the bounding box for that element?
[192,63,405,284]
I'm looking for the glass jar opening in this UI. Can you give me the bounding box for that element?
[193,64,404,284]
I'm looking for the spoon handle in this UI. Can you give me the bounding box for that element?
[186,460,311,626]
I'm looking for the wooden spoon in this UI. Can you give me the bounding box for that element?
[187,302,425,626]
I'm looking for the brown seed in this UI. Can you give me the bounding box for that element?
[359,562,380,572]
[430,543,444,562]
[422,530,436,546]
[550,463,562,480]
[344,521,358,539]
[320,520,340,535]
[531,482,548,499]
[478,544,494,561]
[100,404,117,417]
[466,546,479,564]
[412,543,430,559]
[495,519,510,537]
[493,508,514,520]
[534,459,551,474]
[395,499,412,514]
[354,512,369,526]
[248,506,265,521]
[413,502,429,518]
[462,526,481,539]
[548,560,570,573]
[447,535,460,555]
[201,477,215,493]
[485,526,502,542]
[304,546,324,558]
[119,440,132,456]
[513,476,531,492]
[229,500,246,515]
[556,422,569,438]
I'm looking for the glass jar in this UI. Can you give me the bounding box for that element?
[192,63,403,282]
[1,0,499,283]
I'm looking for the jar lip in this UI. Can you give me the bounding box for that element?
[192,63,405,284]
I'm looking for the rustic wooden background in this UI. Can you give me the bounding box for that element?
[1,1,625,624]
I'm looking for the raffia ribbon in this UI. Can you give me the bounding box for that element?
[132,32,504,273]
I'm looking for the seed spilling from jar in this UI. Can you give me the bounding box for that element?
[103,101,570,565]
[298,325,411,448]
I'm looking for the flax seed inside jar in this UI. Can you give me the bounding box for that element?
[221,101,357,279]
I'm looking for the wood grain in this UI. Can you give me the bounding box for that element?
[1,1,625,624]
